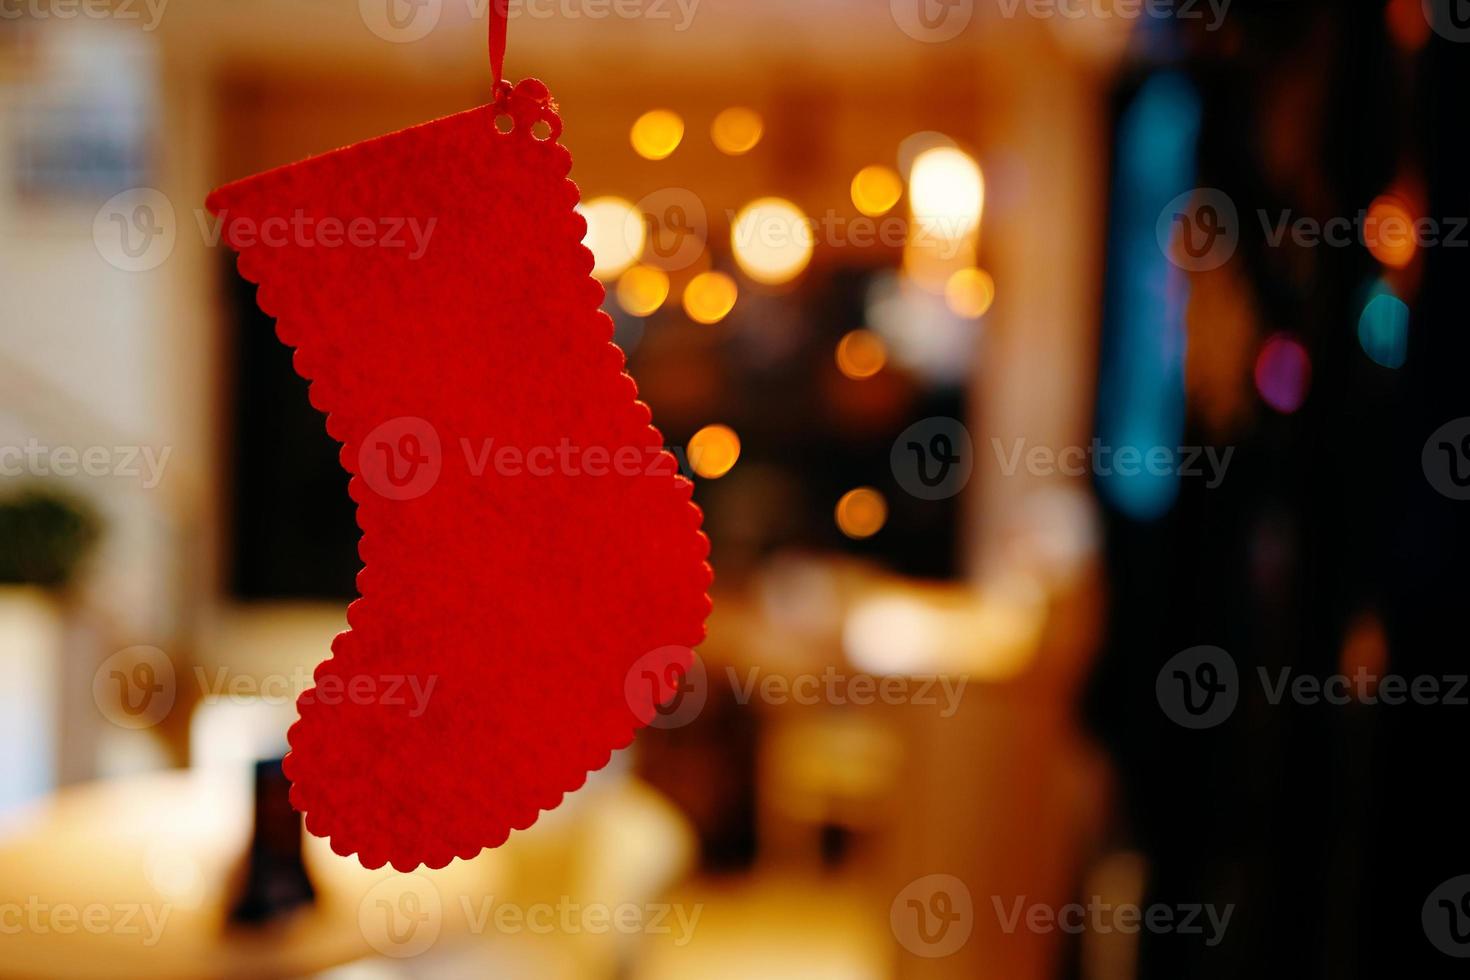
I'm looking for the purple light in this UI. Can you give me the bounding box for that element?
[1254,334,1311,414]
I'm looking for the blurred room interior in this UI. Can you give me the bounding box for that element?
[2,0,1467,977]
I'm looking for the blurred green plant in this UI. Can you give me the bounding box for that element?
[0,489,101,588]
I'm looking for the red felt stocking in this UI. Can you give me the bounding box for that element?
[207,74,712,870]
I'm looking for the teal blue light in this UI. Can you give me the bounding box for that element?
[1094,72,1201,521]
[1357,282,1409,369]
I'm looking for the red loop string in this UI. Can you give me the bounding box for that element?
[489,0,508,89]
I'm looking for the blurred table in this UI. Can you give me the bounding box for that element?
[0,766,693,980]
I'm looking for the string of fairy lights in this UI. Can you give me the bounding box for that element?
[577,107,993,542]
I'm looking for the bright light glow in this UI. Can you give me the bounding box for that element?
[844,597,939,675]
[1358,283,1410,369]
[1254,333,1311,414]
[835,329,887,379]
[897,131,957,179]
[865,270,977,385]
[835,487,887,539]
[944,268,995,318]
[843,579,1045,679]
[731,197,815,285]
[1367,194,1416,269]
[687,424,741,479]
[711,107,763,155]
[616,265,670,317]
[145,842,204,907]
[851,165,903,217]
[630,109,685,160]
[579,197,644,280]
[682,271,738,324]
[1339,612,1390,691]
[909,146,983,240]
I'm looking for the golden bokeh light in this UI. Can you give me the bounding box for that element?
[850,165,903,217]
[616,265,671,317]
[711,107,764,155]
[945,268,996,318]
[731,197,815,286]
[835,329,888,379]
[578,196,644,281]
[682,271,738,324]
[835,487,888,540]
[687,424,741,479]
[630,109,685,160]
[1366,194,1416,269]
[909,145,984,240]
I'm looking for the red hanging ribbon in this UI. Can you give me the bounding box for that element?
[489,0,508,88]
